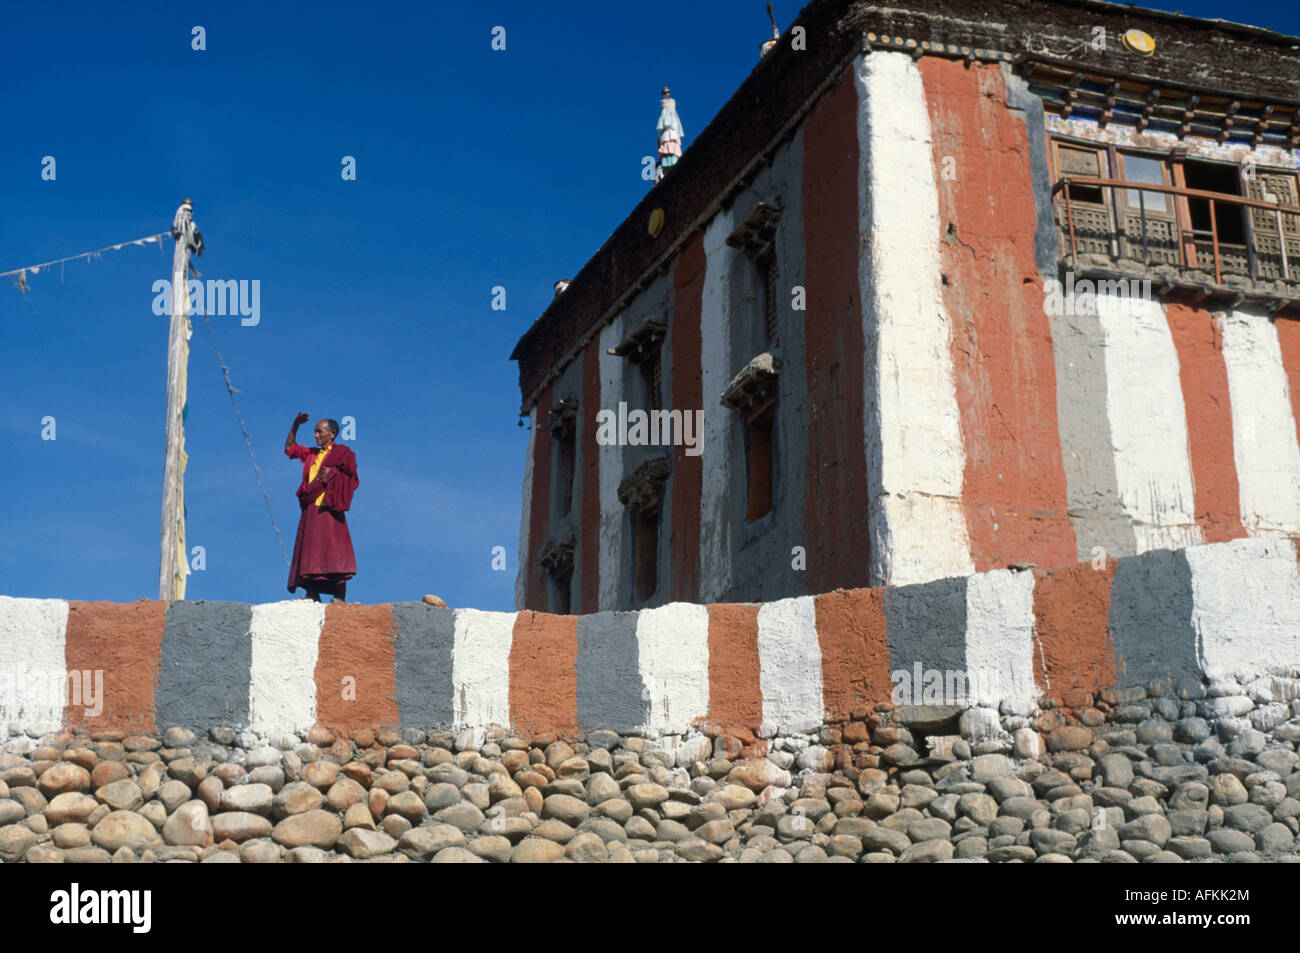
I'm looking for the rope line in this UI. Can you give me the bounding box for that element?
[1,231,170,281]
[195,302,292,568]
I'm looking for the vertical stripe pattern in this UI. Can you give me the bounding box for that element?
[64,600,166,733]
[803,61,872,595]
[451,608,514,729]
[315,602,398,734]
[698,210,735,603]
[392,602,455,727]
[757,595,823,734]
[669,233,707,602]
[1099,295,1202,553]
[508,611,578,738]
[921,57,1077,574]
[576,610,646,732]
[248,600,323,736]
[635,602,711,735]
[1220,308,1300,535]
[964,570,1038,711]
[156,601,252,730]
[858,51,973,586]
[597,318,626,611]
[0,596,69,737]
[516,408,537,610]
[1166,302,1246,543]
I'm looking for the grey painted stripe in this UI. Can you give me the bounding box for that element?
[1003,67,1061,279]
[575,610,646,732]
[1006,67,1133,563]
[883,576,968,682]
[1047,298,1136,562]
[1108,549,1201,693]
[157,601,252,729]
[392,602,455,728]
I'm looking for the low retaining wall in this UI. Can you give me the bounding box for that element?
[3,537,1299,742]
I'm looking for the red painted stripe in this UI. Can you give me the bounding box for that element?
[64,600,166,733]
[1031,562,1117,707]
[670,233,706,602]
[526,389,554,610]
[705,603,763,736]
[580,341,601,613]
[920,59,1077,573]
[801,64,871,594]
[509,610,579,739]
[1275,317,1300,467]
[314,603,399,735]
[1166,300,1247,542]
[814,587,891,720]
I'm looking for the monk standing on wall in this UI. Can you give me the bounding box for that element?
[284,412,358,602]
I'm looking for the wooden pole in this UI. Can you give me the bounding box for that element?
[159,201,194,601]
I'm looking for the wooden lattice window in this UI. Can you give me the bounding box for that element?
[1052,140,1113,258]
[1246,170,1300,280]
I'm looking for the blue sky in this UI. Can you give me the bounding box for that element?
[2,0,1295,609]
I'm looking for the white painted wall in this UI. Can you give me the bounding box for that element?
[1186,537,1300,683]
[248,600,323,736]
[1097,293,1203,553]
[451,608,514,729]
[1219,308,1300,535]
[699,209,735,603]
[635,601,710,735]
[964,570,1038,711]
[757,595,823,734]
[856,50,974,587]
[0,597,69,737]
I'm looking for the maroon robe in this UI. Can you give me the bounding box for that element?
[285,442,358,594]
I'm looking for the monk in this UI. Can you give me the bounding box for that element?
[284,412,358,601]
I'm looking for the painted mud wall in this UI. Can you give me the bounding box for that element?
[518,48,1300,613]
[4,536,1299,744]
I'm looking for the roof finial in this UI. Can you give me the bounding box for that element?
[654,87,684,183]
[761,3,780,56]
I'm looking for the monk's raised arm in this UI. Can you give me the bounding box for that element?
[286,411,310,451]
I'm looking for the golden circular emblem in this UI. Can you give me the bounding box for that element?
[648,208,665,238]
[1122,29,1156,55]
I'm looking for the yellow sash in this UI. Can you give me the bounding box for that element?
[308,445,332,507]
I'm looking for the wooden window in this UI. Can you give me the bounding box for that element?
[632,510,659,603]
[1051,140,1114,258]
[1117,151,1177,263]
[1054,142,1107,204]
[1120,153,1172,213]
[1245,169,1300,280]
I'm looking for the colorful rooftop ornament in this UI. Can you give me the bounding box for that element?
[761,2,780,56]
[655,87,684,183]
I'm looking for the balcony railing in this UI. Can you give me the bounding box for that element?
[1052,175,1300,292]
